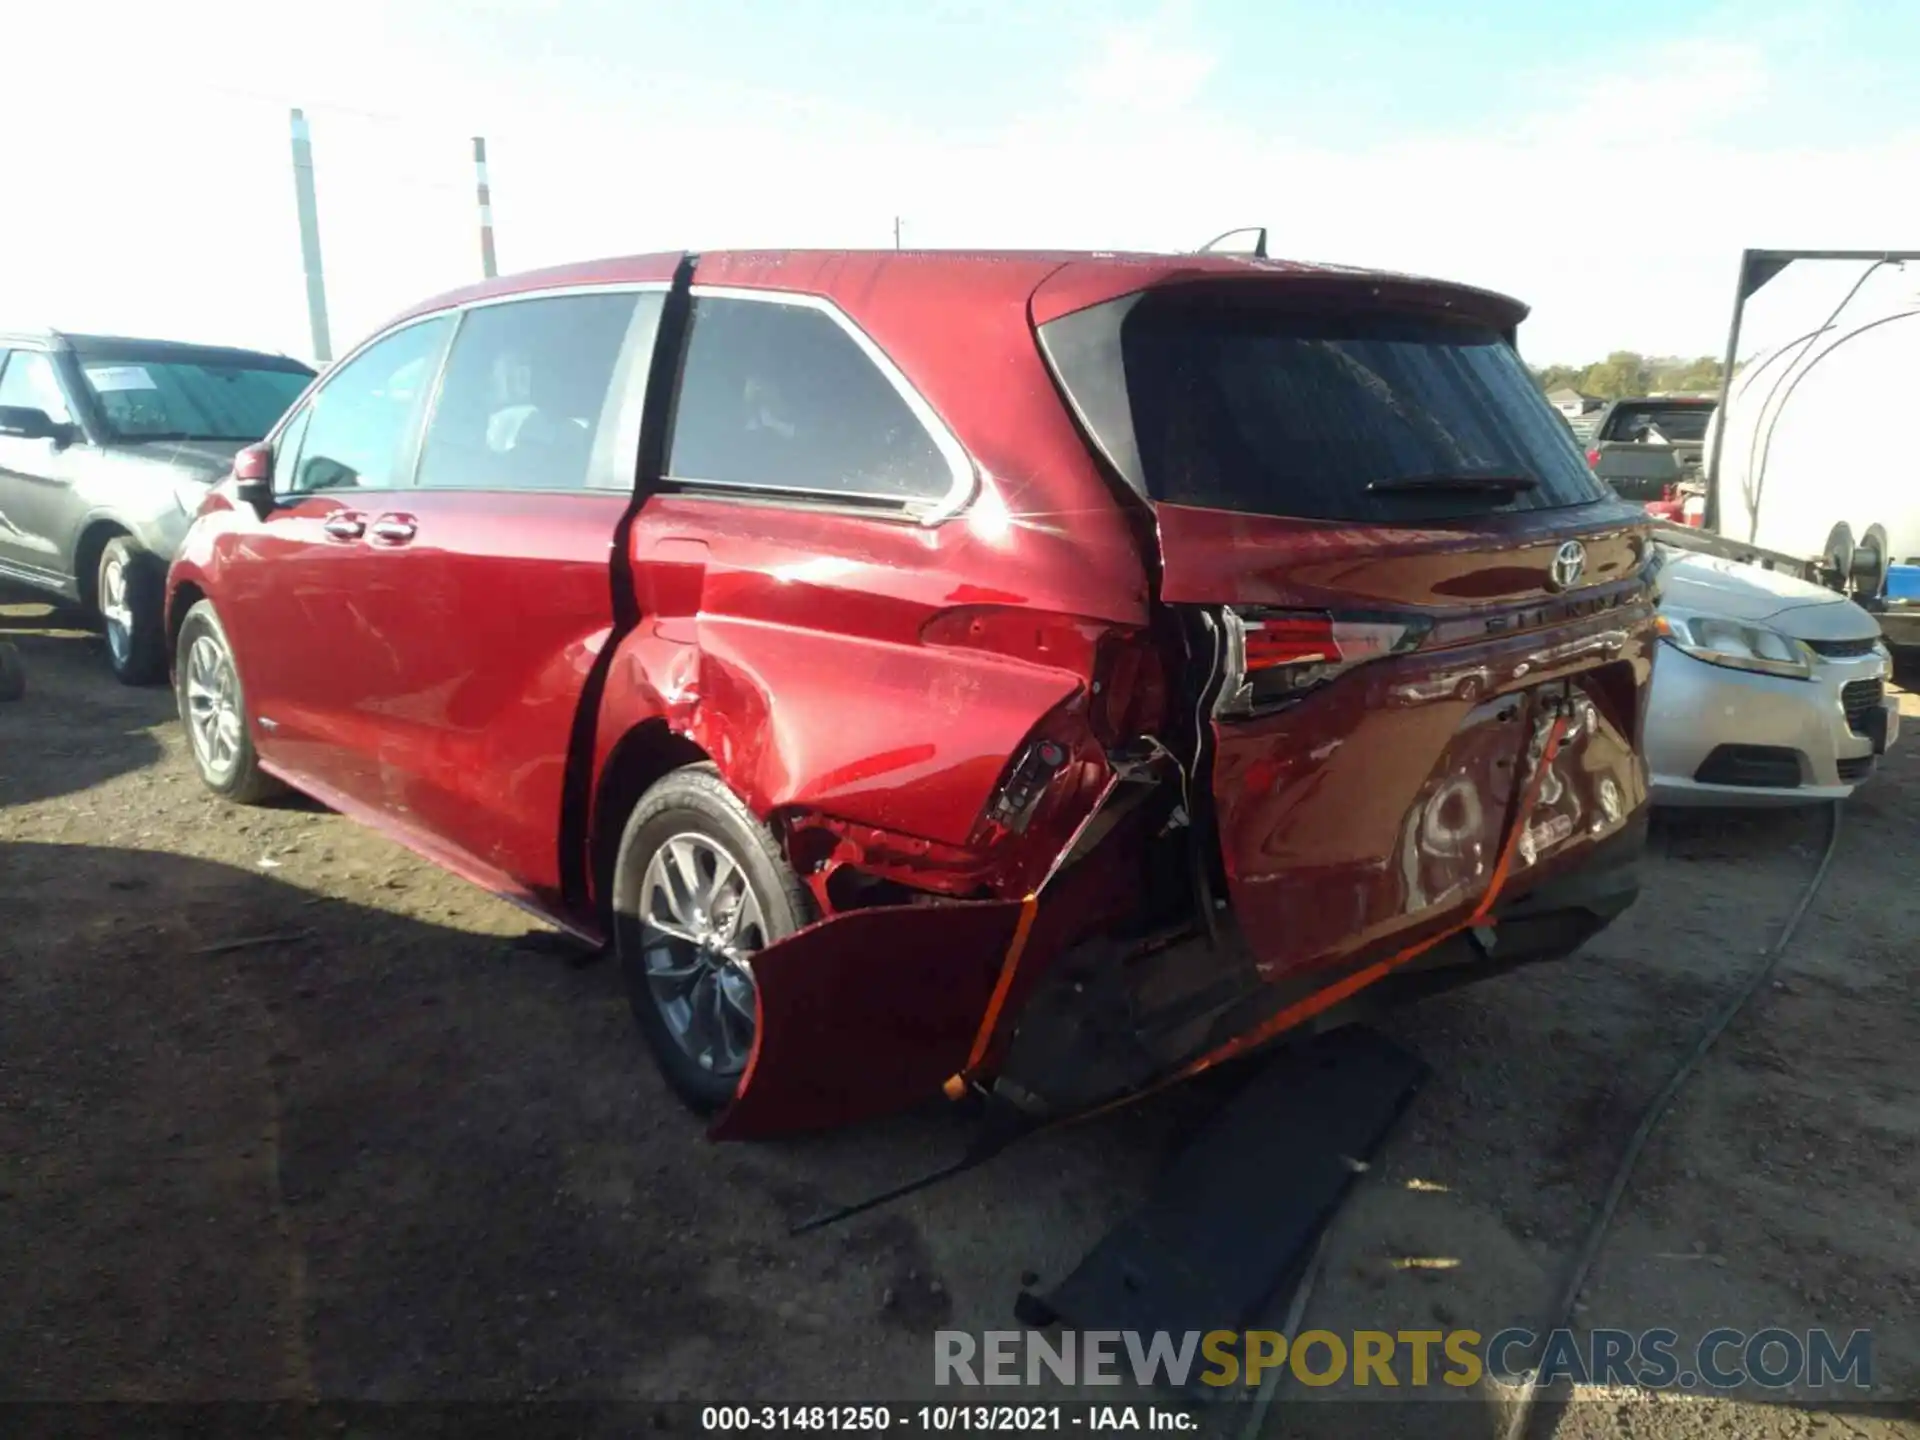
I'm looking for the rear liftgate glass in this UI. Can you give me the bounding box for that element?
[1041,283,1653,999]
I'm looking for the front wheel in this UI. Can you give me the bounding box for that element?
[174,600,282,804]
[97,537,166,685]
[612,765,813,1113]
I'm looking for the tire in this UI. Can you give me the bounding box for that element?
[96,536,167,685]
[174,599,282,804]
[612,764,814,1113]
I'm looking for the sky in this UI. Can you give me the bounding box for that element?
[5,0,1919,366]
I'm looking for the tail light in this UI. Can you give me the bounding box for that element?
[1681,494,1706,527]
[1216,609,1427,717]
[1585,448,1601,468]
[984,738,1070,833]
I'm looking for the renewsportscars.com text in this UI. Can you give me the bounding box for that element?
[935,1327,1873,1392]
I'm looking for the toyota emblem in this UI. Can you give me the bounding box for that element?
[1548,540,1587,591]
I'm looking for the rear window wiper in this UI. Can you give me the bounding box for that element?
[1366,472,1539,495]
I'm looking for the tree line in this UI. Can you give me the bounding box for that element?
[1530,352,1724,400]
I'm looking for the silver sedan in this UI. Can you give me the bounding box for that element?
[1646,549,1900,805]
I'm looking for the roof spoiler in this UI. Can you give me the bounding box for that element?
[1197,226,1268,259]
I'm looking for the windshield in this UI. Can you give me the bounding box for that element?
[77,356,312,442]
[1120,300,1611,522]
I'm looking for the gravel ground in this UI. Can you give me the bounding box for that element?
[3,596,1918,1439]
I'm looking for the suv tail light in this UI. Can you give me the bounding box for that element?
[1585,447,1601,468]
[1216,609,1426,717]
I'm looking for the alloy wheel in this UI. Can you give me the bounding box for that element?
[638,832,767,1076]
[184,634,244,781]
[100,557,132,665]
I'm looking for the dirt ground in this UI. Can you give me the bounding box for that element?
[4,593,1919,1439]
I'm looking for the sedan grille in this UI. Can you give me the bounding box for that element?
[1842,679,1884,736]
[1807,636,1880,658]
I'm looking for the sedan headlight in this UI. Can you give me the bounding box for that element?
[1656,611,1814,680]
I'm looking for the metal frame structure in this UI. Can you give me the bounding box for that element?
[1702,248,1920,535]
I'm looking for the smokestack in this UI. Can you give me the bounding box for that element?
[289,109,333,363]
[473,137,498,279]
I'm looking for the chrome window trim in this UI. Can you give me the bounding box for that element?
[284,282,670,497]
[296,281,671,423]
[419,282,669,493]
[666,284,977,525]
[454,280,671,310]
[277,278,979,519]
[272,311,456,497]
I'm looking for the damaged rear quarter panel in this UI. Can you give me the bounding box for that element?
[591,492,1133,883]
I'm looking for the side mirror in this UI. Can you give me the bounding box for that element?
[0,405,64,443]
[232,441,274,509]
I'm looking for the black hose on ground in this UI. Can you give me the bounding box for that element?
[1499,800,1844,1440]
[1236,1228,1331,1440]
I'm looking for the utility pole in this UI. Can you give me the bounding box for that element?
[472,137,498,279]
[894,216,902,250]
[288,109,333,364]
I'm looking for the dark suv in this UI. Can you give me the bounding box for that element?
[0,330,313,681]
[166,250,1656,1137]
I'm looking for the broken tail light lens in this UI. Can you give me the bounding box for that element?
[1218,609,1427,716]
[985,738,1071,833]
[1242,614,1339,669]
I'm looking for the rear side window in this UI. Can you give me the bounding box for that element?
[1112,299,1610,521]
[416,291,640,492]
[666,295,957,506]
[283,317,451,494]
[1603,404,1713,444]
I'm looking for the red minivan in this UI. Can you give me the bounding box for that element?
[166,250,1656,1137]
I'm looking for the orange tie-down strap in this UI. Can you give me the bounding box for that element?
[946,895,1042,1095]
[951,710,1573,1113]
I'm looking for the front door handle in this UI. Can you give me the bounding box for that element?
[368,512,418,546]
[322,511,367,541]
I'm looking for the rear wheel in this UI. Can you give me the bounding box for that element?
[612,765,813,1113]
[97,537,166,685]
[174,600,282,804]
